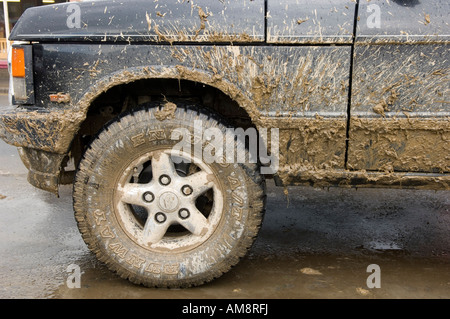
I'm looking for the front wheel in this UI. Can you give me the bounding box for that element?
[73,103,265,288]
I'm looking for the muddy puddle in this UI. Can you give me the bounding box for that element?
[53,246,449,299]
[53,180,449,299]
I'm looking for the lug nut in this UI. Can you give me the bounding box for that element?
[178,208,190,220]
[181,185,193,196]
[143,191,154,203]
[155,212,166,223]
[159,175,171,186]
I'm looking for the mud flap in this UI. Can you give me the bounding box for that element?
[18,147,66,195]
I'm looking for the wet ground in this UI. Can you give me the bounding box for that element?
[0,97,449,300]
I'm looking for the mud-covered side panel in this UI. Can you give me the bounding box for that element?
[348,118,450,173]
[349,0,450,174]
[33,44,351,116]
[264,118,348,172]
[267,0,356,44]
[350,44,449,118]
[33,44,351,166]
[348,44,449,173]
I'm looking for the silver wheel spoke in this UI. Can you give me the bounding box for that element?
[142,214,170,245]
[118,183,149,206]
[179,207,209,236]
[151,151,176,178]
[184,170,214,198]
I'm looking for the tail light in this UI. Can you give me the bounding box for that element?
[10,44,34,104]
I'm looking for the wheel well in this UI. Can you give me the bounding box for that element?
[69,78,255,165]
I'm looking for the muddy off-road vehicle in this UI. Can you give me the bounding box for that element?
[0,0,448,288]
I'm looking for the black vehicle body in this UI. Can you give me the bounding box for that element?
[0,0,448,193]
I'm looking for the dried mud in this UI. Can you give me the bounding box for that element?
[154,101,177,121]
[262,117,348,170]
[348,117,450,173]
[0,107,85,154]
[277,165,449,191]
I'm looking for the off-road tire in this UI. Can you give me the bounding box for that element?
[73,102,266,288]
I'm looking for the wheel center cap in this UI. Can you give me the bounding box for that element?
[158,191,179,212]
